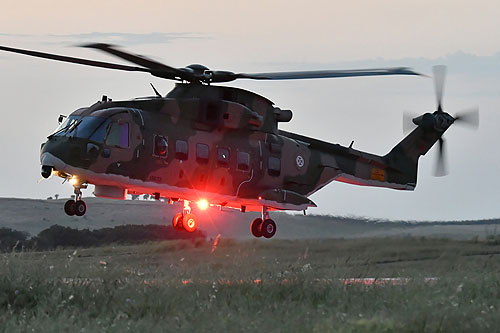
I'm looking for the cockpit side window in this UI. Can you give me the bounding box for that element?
[88,119,110,143]
[106,122,129,148]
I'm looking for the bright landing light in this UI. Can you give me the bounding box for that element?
[69,176,78,185]
[197,199,209,210]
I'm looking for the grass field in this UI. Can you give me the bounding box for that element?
[2,237,500,331]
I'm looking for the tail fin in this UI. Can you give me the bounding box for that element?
[383,123,443,187]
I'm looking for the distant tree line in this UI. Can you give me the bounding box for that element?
[304,215,500,227]
[0,225,206,252]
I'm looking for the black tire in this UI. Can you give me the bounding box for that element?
[74,200,87,216]
[172,213,183,229]
[251,218,263,238]
[261,219,276,239]
[64,200,76,216]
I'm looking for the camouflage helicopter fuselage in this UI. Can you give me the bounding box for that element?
[1,43,470,238]
[40,83,449,213]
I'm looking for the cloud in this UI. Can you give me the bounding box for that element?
[48,32,208,46]
[0,32,208,47]
[0,33,36,37]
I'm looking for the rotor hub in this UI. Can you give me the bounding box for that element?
[433,112,455,131]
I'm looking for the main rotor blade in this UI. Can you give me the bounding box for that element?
[80,43,189,81]
[454,108,479,129]
[434,137,448,177]
[1,44,423,84]
[0,45,150,74]
[234,67,422,81]
[433,65,446,111]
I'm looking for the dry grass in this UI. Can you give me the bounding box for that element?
[1,237,500,331]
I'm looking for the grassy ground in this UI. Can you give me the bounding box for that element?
[1,237,500,332]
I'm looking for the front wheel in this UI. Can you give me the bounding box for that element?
[64,200,76,216]
[74,200,87,216]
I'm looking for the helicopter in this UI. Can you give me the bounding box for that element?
[0,44,478,238]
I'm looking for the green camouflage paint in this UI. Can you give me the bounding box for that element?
[41,83,451,212]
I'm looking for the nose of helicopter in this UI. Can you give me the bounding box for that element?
[40,136,98,178]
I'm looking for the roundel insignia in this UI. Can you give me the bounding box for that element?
[296,155,305,168]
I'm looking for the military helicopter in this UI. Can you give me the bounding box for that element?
[0,44,478,238]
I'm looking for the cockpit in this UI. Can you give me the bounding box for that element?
[52,109,130,148]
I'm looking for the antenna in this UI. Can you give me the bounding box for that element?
[150,83,161,97]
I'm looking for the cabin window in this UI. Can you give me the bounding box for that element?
[106,122,129,148]
[237,152,250,171]
[217,148,230,167]
[196,143,209,164]
[175,140,188,160]
[268,156,281,176]
[154,135,168,158]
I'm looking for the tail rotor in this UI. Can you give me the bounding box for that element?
[402,65,479,177]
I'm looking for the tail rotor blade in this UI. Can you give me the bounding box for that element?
[433,65,447,111]
[455,108,479,129]
[434,137,448,177]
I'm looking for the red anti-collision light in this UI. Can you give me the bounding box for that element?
[197,199,209,210]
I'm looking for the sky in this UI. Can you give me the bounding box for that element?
[1,0,500,221]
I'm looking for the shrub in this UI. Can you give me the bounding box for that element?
[28,224,206,251]
[0,228,29,251]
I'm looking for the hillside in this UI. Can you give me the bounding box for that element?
[1,197,500,239]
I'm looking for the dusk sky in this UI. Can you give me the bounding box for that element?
[1,0,500,221]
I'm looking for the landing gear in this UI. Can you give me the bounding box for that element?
[172,213,183,230]
[251,218,263,237]
[64,182,88,217]
[74,200,87,216]
[250,206,277,239]
[183,214,197,233]
[171,201,198,232]
[261,219,276,238]
[64,199,76,216]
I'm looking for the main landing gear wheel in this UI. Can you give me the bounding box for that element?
[172,213,183,230]
[251,218,263,237]
[250,206,277,239]
[64,200,76,216]
[261,219,276,239]
[171,201,198,232]
[183,214,198,232]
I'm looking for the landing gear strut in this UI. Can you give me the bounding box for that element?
[250,206,277,239]
[171,200,198,232]
[64,183,87,217]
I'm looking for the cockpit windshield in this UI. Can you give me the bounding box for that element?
[54,116,110,143]
[53,116,80,135]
